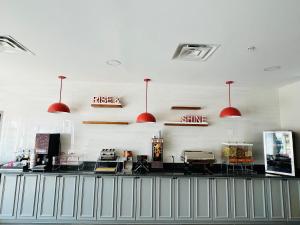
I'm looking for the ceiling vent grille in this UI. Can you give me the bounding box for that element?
[0,36,34,54]
[172,43,219,61]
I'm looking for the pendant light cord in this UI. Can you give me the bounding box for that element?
[145,80,148,112]
[228,82,231,107]
[59,77,63,103]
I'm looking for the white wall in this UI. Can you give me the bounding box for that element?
[279,81,300,169]
[0,80,281,164]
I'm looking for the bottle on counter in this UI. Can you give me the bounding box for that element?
[29,150,36,169]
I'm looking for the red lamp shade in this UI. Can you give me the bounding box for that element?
[136,112,156,123]
[219,107,241,118]
[48,102,70,113]
[219,81,241,118]
[136,78,157,123]
[48,75,70,113]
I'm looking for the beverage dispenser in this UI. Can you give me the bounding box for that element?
[33,133,60,171]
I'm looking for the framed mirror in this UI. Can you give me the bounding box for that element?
[263,131,295,176]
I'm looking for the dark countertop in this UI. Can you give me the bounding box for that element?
[0,169,299,179]
[0,162,299,178]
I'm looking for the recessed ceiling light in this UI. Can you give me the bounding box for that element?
[264,66,281,71]
[106,59,121,66]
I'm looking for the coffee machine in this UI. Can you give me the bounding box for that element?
[151,135,164,169]
[32,133,60,171]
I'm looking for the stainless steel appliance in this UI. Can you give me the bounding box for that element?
[182,150,215,174]
[94,149,121,173]
[100,149,117,160]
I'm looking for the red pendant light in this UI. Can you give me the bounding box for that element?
[219,81,241,118]
[48,76,70,113]
[136,78,156,123]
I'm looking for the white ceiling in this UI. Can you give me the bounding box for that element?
[1,0,300,87]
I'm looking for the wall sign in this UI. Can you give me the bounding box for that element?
[92,96,120,105]
[181,115,207,123]
[164,114,208,126]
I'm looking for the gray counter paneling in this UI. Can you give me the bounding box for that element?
[175,177,193,220]
[212,178,230,220]
[231,178,249,220]
[267,178,286,221]
[136,177,155,220]
[248,178,268,221]
[37,174,59,220]
[0,174,19,219]
[57,175,78,220]
[286,179,300,220]
[0,172,299,224]
[156,177,174,220]
[194,177,212,220]
[97,176,117,220]
[77,175,97,220]
[117,176,135,220]
[17,174,39,219]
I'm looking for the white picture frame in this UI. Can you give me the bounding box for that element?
[263,131,295,176]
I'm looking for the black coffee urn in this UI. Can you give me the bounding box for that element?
[33,133,60,171]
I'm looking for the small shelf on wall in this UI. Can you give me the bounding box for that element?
[82,121,129,125]
[171,106,201,110]
[91,103,123,108]
[164,122,208,127]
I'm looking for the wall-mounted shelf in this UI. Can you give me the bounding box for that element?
[171,106,201,110]
[82,121,129,125]
[164,122,208,127]
[91,103,123,108]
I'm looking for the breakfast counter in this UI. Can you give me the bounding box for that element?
[1,161,298,178]
[1,169,300,178]
[0,168,299,224]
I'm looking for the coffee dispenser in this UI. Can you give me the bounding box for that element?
[151,136,164,169]
[33,133,60,171]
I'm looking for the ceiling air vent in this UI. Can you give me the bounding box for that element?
[172,43,219,61]
[0,35,34,54]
